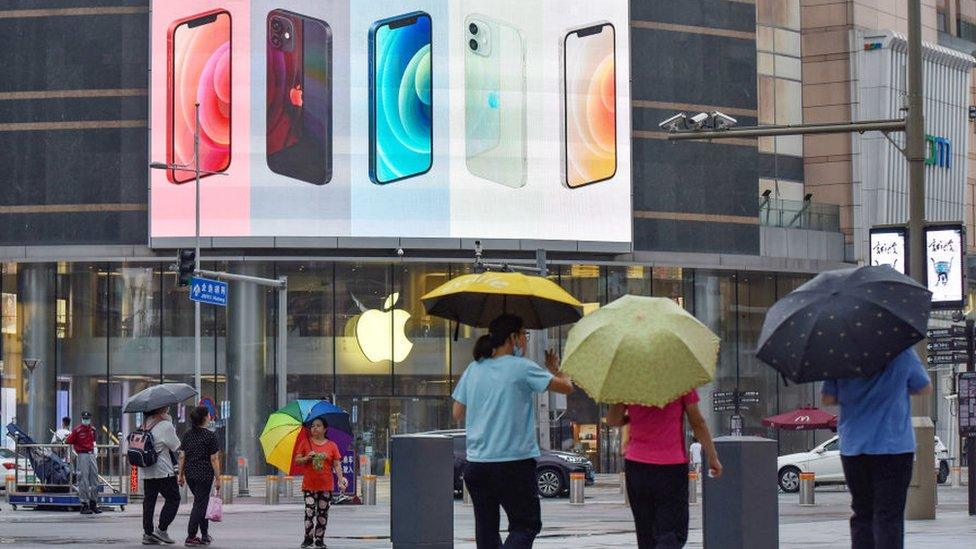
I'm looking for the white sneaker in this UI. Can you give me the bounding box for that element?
[154,529,176,545]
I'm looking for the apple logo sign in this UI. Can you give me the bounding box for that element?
[355,292,413,363]
[289,84,303,107]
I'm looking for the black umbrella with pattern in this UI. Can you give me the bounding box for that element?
[757,266,931,383]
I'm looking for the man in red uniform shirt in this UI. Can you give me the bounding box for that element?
[65,411,100,515]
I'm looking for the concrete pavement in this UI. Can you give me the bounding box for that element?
[1,476,974,547]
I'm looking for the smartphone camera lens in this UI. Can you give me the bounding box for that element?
[270,35,282,48]
[271,18,282,32]
[469,38,478,51]
[469,23,478,35]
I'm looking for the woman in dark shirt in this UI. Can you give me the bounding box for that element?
[178,406,221,546]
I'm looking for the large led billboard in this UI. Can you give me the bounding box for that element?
[149,0,632,244]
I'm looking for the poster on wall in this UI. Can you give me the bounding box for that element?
[869,226,907,275]
[148,0,632,244]
[924,224,965,309]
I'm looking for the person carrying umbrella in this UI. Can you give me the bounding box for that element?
[821,348,931,549]
[122,383,197,546]
[755,265,935,549]
[452,314,574,549]
[560,295,724,549]
[293,416,347,549]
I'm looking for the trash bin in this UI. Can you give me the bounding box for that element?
[799,472,815,506]
[265,476,280,505]
[220,475,234,505]
[391,434,453,549]
[703,436,778,549]
[362,475,377,506]
[569,472,585,505]
[688,471,699,505]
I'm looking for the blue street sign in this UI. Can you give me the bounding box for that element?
[189,277,228,307]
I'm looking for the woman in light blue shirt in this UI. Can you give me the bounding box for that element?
[452,314,574,548]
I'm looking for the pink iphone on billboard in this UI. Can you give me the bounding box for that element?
[166,9,232,184]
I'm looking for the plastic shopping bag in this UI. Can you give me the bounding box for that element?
[205,495,223,522]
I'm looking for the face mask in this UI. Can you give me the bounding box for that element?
[82,419,91,426]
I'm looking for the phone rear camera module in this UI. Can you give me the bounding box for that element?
[271,18,283,32]
[469,22,479,35]
[469,38,479,51]
[270,35,282,48]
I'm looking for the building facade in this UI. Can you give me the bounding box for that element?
[0,0,879,475]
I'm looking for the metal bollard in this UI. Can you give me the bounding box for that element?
[799,472,815,506]
[688,471,699,505]
[180,480,189,501]
[461,476,472,505]
[619,471,626,494]
[237,457,250,497]
[569,472,585,505]
[362,475,377,505]
[220,475,234,505]
[283,476,295,498]
[5,474,15,500]
[265,475,280,505]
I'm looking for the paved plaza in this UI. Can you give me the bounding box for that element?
[2,476,974,547]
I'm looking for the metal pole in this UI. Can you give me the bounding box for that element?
[665,119,906,140]
[277,277,287,409]
[194,102,202,398]
[905,0,935,520]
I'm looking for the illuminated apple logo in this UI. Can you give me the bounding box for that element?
[355,293,413,363]
[289,84,303,107]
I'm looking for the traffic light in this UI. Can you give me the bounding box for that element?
[177,249,196,286]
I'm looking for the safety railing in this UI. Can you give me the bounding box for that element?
[759,197,840,232]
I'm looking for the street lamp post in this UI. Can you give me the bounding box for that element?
[150,102,227,398]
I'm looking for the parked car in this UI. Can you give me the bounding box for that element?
[424,429,596,498]
[777,435,951,492]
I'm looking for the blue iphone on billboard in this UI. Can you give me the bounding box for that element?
[368,12,433,185]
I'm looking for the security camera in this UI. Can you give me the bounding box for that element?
[396,247,405,257]
[711,111,737,129]
[658,113,687,132]
[689,112,710,129]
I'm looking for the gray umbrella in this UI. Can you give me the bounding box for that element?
[757,266,932,383]
[123,383,198,413]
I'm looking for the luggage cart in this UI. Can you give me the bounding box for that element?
[4,423,129,511]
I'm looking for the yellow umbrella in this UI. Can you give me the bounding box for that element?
[421,271,582,329]
[561,295,719,407]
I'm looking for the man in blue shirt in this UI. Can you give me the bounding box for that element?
[822,348,932,549]
[453,314,574,549]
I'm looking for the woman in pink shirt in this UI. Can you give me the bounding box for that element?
[607,390,722,548]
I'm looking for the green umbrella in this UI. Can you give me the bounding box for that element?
[561,295,719,407]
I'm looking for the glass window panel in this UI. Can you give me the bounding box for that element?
[335,263,393,395]
[394,263,451,396]
[279,262,335,400]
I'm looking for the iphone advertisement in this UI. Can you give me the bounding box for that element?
[149,0,631,243]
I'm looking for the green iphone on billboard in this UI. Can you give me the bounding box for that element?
[464,15,526,188]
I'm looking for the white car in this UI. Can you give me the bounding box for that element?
[777,436,951,492]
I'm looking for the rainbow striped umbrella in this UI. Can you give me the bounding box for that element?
[259,400,350,475]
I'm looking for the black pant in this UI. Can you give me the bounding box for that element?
[143,476,181,536]
[187,476,214,538]
[625,460,689,549]
[841,453,914,549]
[464,459,542,549]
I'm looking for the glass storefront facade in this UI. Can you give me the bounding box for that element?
[0,260,829,474]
